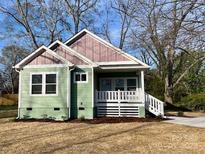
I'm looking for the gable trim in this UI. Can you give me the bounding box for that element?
[65,29,150,68]
[14,46,74,69]
[48,40,97,66]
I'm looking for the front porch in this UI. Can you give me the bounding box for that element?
[95,90,144,117]
[94,70,145,117]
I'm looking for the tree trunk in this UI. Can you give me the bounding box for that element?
[164,76,173,104]
[74,19,79,34]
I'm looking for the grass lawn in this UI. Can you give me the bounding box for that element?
[0,118,205,154]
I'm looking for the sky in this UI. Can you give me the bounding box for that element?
[0,0,140,61]
[0,14,6,51]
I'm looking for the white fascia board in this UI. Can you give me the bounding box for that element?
[96,61,138,66]
[65,29,150,68]
[14,46,46,68]
[53,40,97,66]
[100,66,149,70]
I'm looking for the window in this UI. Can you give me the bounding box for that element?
[31,74,42,94]
[115,79,124,91]
[99,77,139,91]
[127,79,137,91]
[46,74,56,94]
[100,79,112,91]
[31,73,57,95]
[74,72,88,83]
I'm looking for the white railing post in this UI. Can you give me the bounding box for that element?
[118,90,121,117]
[161,102,164,116]
[144,93,165,117]
[141,70,145,103]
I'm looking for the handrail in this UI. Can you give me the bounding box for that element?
[145,93,164,116]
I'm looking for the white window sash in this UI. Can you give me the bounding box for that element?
[73,72,88,83]
[30,72,58,96]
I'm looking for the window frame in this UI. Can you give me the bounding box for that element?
[31,74,43,95]
[30,72,58,96]
[73,72,88,83]
[45,74,57,94]
[99,77,139,91]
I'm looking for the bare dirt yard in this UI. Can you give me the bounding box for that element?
[0,118,205,154]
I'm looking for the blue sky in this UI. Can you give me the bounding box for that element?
[0,0,137,59]
[0,13,6,51]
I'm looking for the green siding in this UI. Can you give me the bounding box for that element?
[71,67,94,119]
[19,67,145,120]
[139,106,145,118]
[19,67,69,121]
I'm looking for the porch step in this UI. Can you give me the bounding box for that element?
[145,93,164,117]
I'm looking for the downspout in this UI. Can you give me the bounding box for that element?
[68,66,75,119]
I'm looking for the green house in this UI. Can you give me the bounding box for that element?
[14,29,164,121]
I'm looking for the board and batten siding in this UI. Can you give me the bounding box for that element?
[19,67,69,121]
[68,33,130,62]
[28,50,63,65]
[71,67,94,119]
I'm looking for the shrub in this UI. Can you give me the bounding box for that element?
[176,93,205,111]
[177,111,184,117]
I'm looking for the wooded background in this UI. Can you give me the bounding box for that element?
[0,0,205,110]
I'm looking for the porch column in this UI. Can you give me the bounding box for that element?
[140,70,145,103]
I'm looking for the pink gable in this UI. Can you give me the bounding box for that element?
[55,46,87,65]
[28,51,63,65]
[68,33,130,62]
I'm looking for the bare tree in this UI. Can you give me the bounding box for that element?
[0,0,69,49]
[128,0,205,104]
[64,0,98,34]
[0,0,39,48]
[37,0,71,44]
[0,45,29,93]
[99,0,136,50]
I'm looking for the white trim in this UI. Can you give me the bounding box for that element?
[73,72,88,83]
[76,65,94,68]
[99,77,139,91]
[92,67,94,108]
[65,29,150,68]
[67,68,69,108]
[48,40,97,66]
[67,67,71,118]
[24,64,70,68]
[30,72,58,96]
[96,61,136,65]
[14,45,73,69]
[99,66,148,70]
[14,46,45,68]
[140,70,145,103]
[18,71,22,118]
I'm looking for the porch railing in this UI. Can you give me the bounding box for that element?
[95,89,144,103]
[145,93,164,116]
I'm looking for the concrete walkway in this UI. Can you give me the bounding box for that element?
[165,116,205,128]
